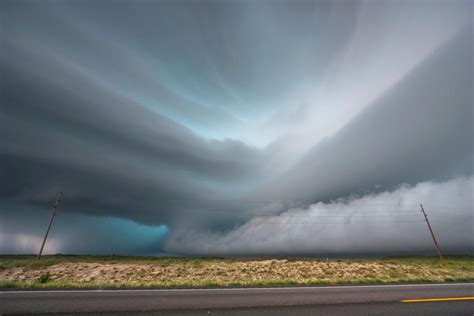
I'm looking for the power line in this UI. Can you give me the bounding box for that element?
[430,219,473,225]
[293,214,421,216]
[246,221,425,225]
[250,219,425,224]
[254,216,469,221]
[161,197,472,209]
[428,212,473,217]
[187,207,472,219]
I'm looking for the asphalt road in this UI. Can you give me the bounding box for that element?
[1,283,473,315]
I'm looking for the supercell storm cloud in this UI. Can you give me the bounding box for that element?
[0,0,472,255]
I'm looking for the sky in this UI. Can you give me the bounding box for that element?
[0,0,472,256]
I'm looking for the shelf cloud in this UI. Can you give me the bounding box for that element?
[165,176,473,256]
[0,0,472,255]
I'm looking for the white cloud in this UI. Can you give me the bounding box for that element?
[0,233,61,255]
[165,176,473,256]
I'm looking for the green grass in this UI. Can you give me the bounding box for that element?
[1,255,472,289]
[2,254,469,267]
[1,275,472,290]
[0,254,230,268]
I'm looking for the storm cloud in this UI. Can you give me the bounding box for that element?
[165,176,473,256]
[0,0,472,255]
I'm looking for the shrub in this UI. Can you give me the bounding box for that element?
[38,272,50,283]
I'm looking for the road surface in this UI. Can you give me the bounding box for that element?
[1,283,473,315]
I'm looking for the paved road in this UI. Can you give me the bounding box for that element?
[1,283,473,315]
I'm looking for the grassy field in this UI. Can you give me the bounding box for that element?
[0,255,473,289]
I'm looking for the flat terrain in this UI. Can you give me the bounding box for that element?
[0,255,473,288]
[1,283,473,315]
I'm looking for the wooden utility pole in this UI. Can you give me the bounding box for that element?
[37,192,62,260]
[420,204,444,264]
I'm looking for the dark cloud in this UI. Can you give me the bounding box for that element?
[0,0,472,255]
[0,208,169,255]
[0,41,263,225]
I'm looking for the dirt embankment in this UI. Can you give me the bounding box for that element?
[1,259,472,286]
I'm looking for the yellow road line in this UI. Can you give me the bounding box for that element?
[401,297,474,303]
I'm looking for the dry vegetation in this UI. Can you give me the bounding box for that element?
[0,255,472,288]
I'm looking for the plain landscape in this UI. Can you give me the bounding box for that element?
[1,255,473,289]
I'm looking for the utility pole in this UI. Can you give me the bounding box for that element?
[37,192,62,260]
[420,204,444,264]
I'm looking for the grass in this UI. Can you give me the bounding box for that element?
[0,255,473,289]
[0,255,229,268]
